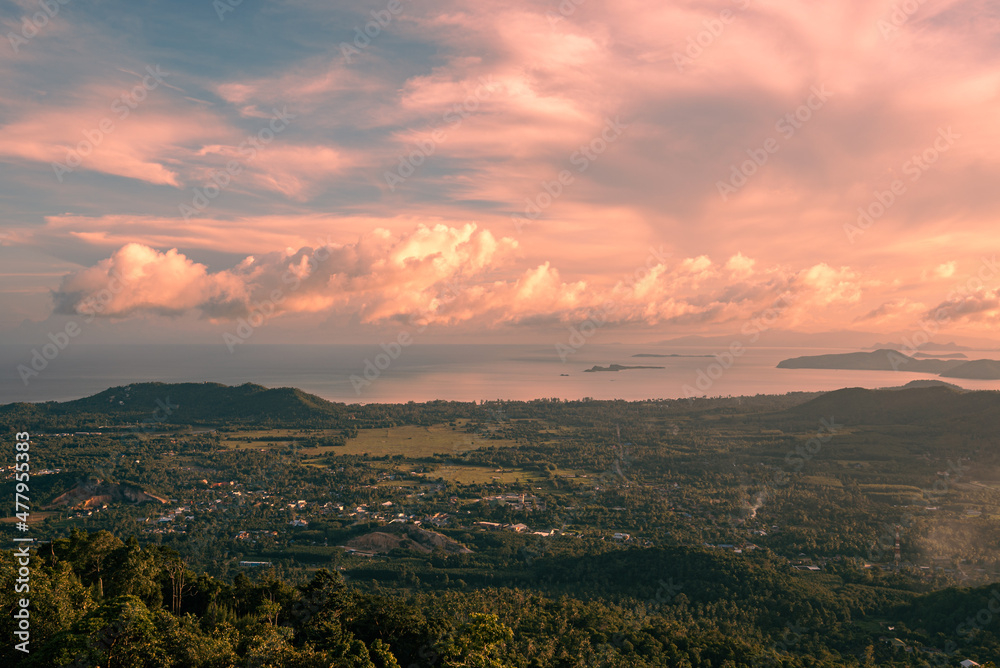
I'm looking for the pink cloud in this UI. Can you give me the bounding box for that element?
[0,83,228,186]
[50,222,883,332]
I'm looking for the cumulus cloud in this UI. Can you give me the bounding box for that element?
[52,224,520,322]
[51,224,870,330]
[923,289,1000,324]
[52,244,247,318]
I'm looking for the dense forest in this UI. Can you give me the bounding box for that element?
[2,383,1000,666]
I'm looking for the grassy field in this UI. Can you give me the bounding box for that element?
[800,475,844,487]
[220,429,307,449]
[220,423,521,457]
[340,424,519,457]
[421,464,541,485]
[417,464,589,485]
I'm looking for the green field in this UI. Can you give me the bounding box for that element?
[340,423,519,457]
[219,428,309,449]
[219,423,522,457]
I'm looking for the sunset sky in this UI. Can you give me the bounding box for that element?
[1,0,999,346]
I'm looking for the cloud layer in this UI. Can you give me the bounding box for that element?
[1,0,999,341]
[52,224,899,333]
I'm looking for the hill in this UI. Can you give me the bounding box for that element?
[880,379,966,391]
[776,349,962,373]
[343,523,472,555]
[777,350,1000,380]
[47,478,168,509]
[784,385,1000,428]
[940,358,1000,380]
[0,381,349,429]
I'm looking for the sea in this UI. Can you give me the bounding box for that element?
[2,343,1000,405]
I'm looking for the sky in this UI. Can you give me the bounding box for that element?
[1,0,999,347]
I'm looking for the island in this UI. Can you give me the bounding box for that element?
[632,353,714,358]
[777,349,1000,380]
[940,358,1000,379]
[867,340,973,351]
[583,363,665,372]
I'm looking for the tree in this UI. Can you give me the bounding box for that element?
[436,613,515,668]
[370,638,401,668]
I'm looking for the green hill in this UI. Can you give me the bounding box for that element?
[784,385,1000,429]
[941,358,1000,380]
[0,381,348,429]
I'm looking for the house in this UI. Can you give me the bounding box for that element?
[960,661,981,668]
[289,519,309,527]
[612,533,631,541]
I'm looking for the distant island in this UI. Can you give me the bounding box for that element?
[584,364,665,372]
[632,353,714,358]
[913,352,968,359]
[942,358,1000,379]
[867,340,973,352]
[777,349,1000,380]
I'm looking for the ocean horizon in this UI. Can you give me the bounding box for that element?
[4,342,1000,405]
